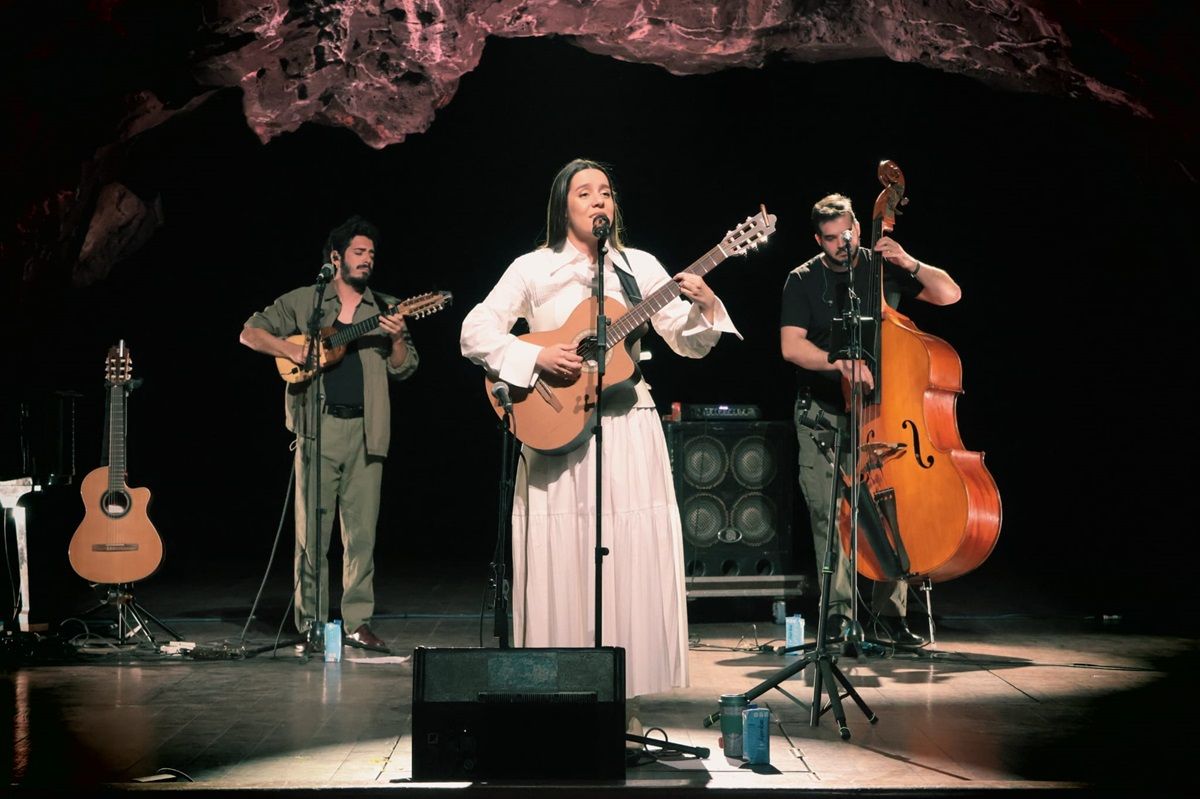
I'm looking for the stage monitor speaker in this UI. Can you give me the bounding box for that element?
[411,646,626,781]
[665,420,796,578]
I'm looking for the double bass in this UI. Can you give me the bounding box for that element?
[839,161,1001,584]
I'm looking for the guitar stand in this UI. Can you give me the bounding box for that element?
[80,584,183,646]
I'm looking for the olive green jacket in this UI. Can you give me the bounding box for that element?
[245,284,419,456]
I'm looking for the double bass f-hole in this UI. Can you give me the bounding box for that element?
[901,420,935,469]
[862,422,934,471]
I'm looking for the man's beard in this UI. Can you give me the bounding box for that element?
[342,263,370,291]
[826,244,856,267]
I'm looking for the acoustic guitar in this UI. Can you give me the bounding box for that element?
[68,342,164,584]
[276,290,453,383]
[483,206,777,454]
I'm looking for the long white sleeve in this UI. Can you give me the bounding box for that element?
[460,258,544,388]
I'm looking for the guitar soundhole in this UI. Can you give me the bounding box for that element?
[101,490,132,519]
[575,334,616,373]
[577,334,600,371]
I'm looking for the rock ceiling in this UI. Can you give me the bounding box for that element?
[4,0,1191,287]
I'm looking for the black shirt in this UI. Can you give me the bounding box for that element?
[321,320,366,406]
[780,251,922,409]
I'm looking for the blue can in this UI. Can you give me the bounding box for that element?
[785,614,806,656]
[324,620,343,662]
[742,706,770,765]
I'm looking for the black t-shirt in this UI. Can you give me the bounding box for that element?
[780,251,922,408]
[321,320,366,406]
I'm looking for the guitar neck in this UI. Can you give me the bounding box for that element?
[608,244,728,345]
[325,307,392,348]
[108,382,126,492]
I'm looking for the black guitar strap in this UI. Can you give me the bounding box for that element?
[613,250,642,305]
[611,250,646,383]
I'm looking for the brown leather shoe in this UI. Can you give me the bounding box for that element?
[345,624,390,653]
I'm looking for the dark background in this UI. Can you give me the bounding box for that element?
[5,31,1195,627]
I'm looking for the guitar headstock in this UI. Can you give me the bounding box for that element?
[394,290,453,320]
[104,341,133,387]
[724,205,777,256]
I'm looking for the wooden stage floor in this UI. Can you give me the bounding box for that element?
[2,556,1195,797]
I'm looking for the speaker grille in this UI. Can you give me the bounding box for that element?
[732,492,777,545]
[681,435,728,489]
[666,420,795,582]
[731,435,776,489]
[680,494,727,547]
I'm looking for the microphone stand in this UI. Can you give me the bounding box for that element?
[300,272,330,658]
[697,241,881,741]
[490,390,516,648]
[841,242,867,656]
[586,221,709,762]
[591,222,610,649]
[699,415,878,740]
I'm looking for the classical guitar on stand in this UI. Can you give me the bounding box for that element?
[276,290,452,384]
[483,206,777,454]
[68,341,164,585]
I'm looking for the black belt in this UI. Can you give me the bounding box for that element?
[324,403,364,419]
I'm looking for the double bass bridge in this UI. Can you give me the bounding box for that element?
[861,441,908,467]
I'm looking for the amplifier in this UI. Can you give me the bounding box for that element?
[411,646,626,781]
[680,403,762,421]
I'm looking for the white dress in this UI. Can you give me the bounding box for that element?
[460,242,739,697]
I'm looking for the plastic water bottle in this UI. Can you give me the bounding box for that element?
[785,614,805,656]
[324,620,342,662]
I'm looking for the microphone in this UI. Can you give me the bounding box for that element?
[491,381,514,414]
[316,263,335,283]
[840,230,852,244]
[592,214,611,239]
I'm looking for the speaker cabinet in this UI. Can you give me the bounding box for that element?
[412,646,626,781]
[665,420,796,579]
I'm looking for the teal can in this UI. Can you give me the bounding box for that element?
[719,694,748,758]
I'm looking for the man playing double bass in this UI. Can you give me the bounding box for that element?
[780,193,961,649]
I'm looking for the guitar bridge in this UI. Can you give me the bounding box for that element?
[91,544,140,552]
[535,380,563,412]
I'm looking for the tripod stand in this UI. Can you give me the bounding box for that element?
[702,420,877,740]
[81,583,183,646]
